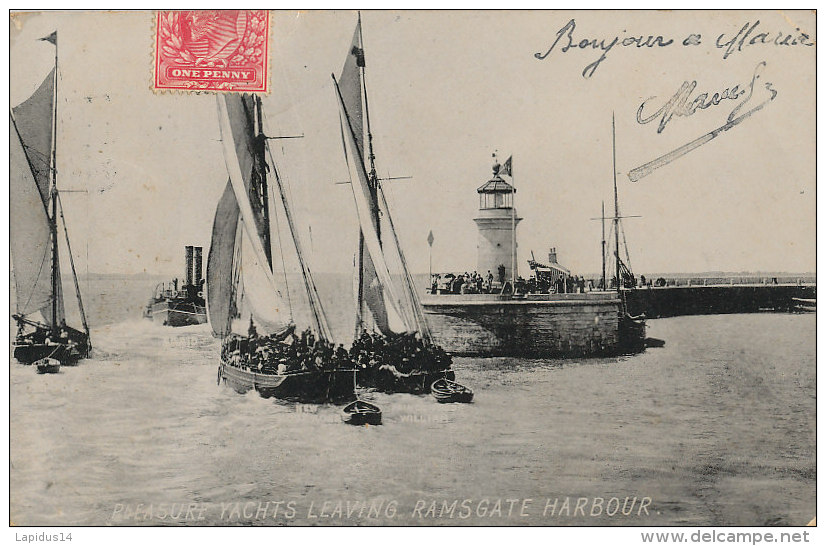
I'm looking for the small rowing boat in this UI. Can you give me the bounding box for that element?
[341,400,382,426]
[35,357,61,374]
[792,297,816,313]
[430,378,473,403]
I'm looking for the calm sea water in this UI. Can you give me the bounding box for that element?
[9,275,815,526]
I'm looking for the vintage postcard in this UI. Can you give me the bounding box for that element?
[8,9,815,535]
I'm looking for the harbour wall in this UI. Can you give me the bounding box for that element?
[421,293,620,357]
[623,283,816,318]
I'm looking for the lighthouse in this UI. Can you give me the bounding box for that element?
[474,159,522,283]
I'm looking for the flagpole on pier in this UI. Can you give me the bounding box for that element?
[427,230,434,279]
[509,157,516,288]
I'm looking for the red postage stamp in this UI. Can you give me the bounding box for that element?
[154,10,269,93]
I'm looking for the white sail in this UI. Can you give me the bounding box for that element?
[215,94,290,334]
[336,88,412,333]
[238,222,291,333]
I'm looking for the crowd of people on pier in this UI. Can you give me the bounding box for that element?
[430,270,601,295]
[222,321,452,377]
[430,270,498,294]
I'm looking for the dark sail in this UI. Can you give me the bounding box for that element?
[206,180,240,337]
[12,68,55,205]
[224,94,270,262]
[10,114,65,327]
[337,20,402,335]
[335,80,411,333]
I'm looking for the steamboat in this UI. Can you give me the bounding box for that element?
[143,245,207,327]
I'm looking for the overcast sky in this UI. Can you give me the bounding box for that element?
[9,10,816,277]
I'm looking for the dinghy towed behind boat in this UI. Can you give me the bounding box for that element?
[35,357,61,374]
[430,378,474,403]
[341,399,382,426]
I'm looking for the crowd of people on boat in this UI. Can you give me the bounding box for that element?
[349,330,452,375]
[221,323,350,375]
[222,320,452,377]
[15,319,80,347]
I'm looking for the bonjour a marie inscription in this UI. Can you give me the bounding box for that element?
[153,10,269,92]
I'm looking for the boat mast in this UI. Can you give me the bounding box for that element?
[263,137,332,341]
[254,96,273,269]
[612,112,620,294]
[355,12,377,335]
[357,12,381,241]
[49,36,59,331]
[601,200,606,291]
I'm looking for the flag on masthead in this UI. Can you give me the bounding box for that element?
[40,31,57,45]
[501,155,513,177]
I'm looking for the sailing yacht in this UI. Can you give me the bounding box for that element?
[333,17,456,393]
[11,32,91,366]
[606,114,646,354]
[208,93,355,403]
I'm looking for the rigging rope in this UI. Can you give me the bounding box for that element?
[268,175,293,321]
[262,114,332,341]
[376,183,433,345]
[56,191,90,340]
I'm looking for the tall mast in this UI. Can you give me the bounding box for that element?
[49,36,59,330]
[612,112,620,294]
[255,96,272,268]
[357,12,381,242]
[263,137,332,341]
[355,12,376,334]
[601,200,606,291]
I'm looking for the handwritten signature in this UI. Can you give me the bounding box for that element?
[629,61,777,182]
[637,80,746,134]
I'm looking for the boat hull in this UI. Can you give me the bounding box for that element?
[433,391,474,403]
[13,342,87,366]
[360,367,455,394]
[35,358,61,374]
[431,379,474,403]
[341,401,382,425]
[218,362,355,403]
[792,297,816,313]
[618,313,646,354]
[148,300,207,327]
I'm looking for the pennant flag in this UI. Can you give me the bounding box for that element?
[501,155,513,177]
[351,45,365,68]
[427,230,434,247]
[40,31,57,45]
